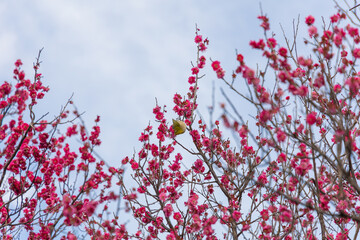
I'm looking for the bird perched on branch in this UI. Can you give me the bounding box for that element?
[172,119,186,136]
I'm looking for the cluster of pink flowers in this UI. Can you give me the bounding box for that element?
[7,6,356,240]
[211,60,225,79]
[0,55,123,239]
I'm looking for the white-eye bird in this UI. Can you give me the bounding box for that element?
[172,119,186,136]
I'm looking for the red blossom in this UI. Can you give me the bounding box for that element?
[237,54,244,63]
[216,68,225,78]
[211,60,221,71]
[353,48,360,58]
[257,171,268,185]
[194,35,202,43]
[232,211,241,221]
[277,153,287,163]
[306,112,317,125]
[267,38,277,48]
[334,84,342,93]
[258,15,270,30]
[345,76,360,95]
[249,39,265,49]
[98,11,360,240]
[278,47,287,57]
[347,25,359,37]
[276,129,286,142]
[191,67,199,75]
[305,15,315,25]
[330,13,340,23]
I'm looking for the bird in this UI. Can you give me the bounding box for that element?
[172,119,186,136]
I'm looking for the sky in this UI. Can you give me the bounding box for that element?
[0,0,339,164]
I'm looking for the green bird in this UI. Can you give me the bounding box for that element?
[172,119,186,135]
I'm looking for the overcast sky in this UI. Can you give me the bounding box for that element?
[0,0,339,162]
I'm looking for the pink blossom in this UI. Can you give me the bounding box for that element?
[278,47,287,57]
[237,54,244,63]
[336,200,348,212]
[305,15,315,25]
[260,222,272,234]
[137,186,146,193]
[191,67,199,75]
[257,171,268,185]
[295,158,312,176]
[277,153,287,163]
[199,42,207,51]
[193,159,204,173]
[242,224,250,231]
[131,162,139,170]
[258,15,270,30]
[211,61,221,71]
[188,76,196,84]
[216,68,225,78]
[163,204,173,218]
[194,35,202,43]
[334,34,343,47]
[306,112,317,125]
[14,59,22,67]
[347,25,359,37]
[249,39,265,49]
[67,232,77,240]
[308,26,318,38]
[259,110,272,124]
[313,75,325,88]
[334,84,341,93]
[335,231,349,240]
[319,195,330,211]
[330,14,340,23]
[353,48,360,58]
[345,76,360,95]
[238,125,248,138]
[260,209,269,221]
[232,211,241,222]
[173,212,182,221]
[267,38,277,48]
[276,129,286,142]
[279,205,292,222]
